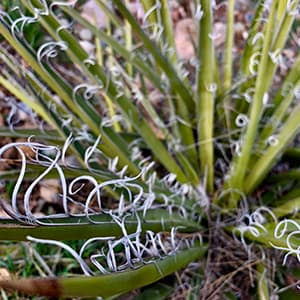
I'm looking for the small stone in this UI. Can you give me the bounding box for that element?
[79,28,93,41]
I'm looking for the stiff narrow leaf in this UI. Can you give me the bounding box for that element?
[0,210,202,241]
[196,0,215,191]
[0,245,207,298]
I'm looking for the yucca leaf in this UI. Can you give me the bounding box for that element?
[273,197,300,218]
[257,263,269,300]
[232,222,299,249]
[222,0,235,132]
[224,0,235,92]
[0,244,207,298]
[226,0,280,205]
[196,0,215,191]
[245,105,300,193]
[240,0,266,75]
[0,209,202,241]
[277,0,289,21]
[234,0,266,116]
[158,0,178,65]
[0,128,61,141]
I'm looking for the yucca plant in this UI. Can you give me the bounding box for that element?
[0,0,299,299]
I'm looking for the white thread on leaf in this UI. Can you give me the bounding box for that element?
[269,49,282,65]
[271,219,300,265]
[235,114,248,127]
[249,52,261,75]
[266,135,279,147]
[194,5,204,20]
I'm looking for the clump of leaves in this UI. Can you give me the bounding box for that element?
[0,0,300,299]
